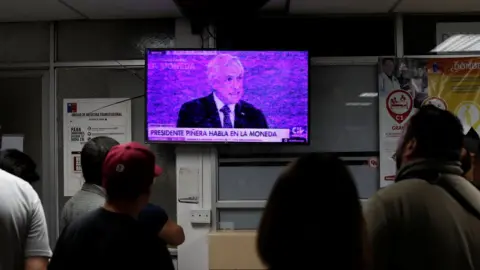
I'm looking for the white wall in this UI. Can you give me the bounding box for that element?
[176,147,216,270]
[174,18,214,270]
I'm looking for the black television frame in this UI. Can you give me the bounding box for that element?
[144,48,311,145]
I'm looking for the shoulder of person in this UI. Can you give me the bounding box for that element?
[181,95,210,109]
[64,190,104,212]
[65,207,104,233]
[141,203,167,216]
[380,179,431,195]
[239,100,263,114]
[74,190,105,205]
[365,180,431,210]
[0,169,39,201]
[368,180,442,215]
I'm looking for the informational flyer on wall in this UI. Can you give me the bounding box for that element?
[379,57,480,187]
[63,98,132,196]
[427,58,480,136]
[378,58,426,187]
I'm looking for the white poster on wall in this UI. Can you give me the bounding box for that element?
[63,98,132,196]
[1,134,24,151]
[378,58,417,188]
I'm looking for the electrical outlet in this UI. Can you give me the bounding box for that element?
[190,209,211,224]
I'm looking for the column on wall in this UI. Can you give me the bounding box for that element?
[174,18,215,270]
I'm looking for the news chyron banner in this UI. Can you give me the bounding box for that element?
[379,57,480,187]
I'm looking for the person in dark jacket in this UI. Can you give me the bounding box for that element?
[177,54,268,129]
[257,153,369,270]
[0,149,39,184]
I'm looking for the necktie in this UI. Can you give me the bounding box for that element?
[220,105,233,128]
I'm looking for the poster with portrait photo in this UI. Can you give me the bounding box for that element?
[378,57,432,187]
[378,58,430,108]
[395,58,430,109]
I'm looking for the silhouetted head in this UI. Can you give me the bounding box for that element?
[257,153,367,269]
[382,58,395,76]
[0,149,40,184]
[81,136,120,186]
[102,142,162,215]
[396,105,463,169]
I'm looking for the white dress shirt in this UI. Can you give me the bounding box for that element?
[213,92,236,128]
[379,72,401,93]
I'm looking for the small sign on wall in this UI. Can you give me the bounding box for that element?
[368,157,379,168]
[72,152,81,173]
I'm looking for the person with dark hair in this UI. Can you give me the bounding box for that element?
[257,153,369,270]
[60,136,120,231]
[60,136,184,247]
[379,58,400,93]
[364,105,480,270]
[0,149,40,184]
[49,142,171,270]
[0,151,51,269]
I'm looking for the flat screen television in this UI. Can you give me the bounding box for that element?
[145,49,309,144]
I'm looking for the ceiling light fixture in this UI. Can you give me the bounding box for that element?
[359,92,378,98]
[345,102,372,106]
[431,34,480,53]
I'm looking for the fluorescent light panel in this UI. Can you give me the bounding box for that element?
[345,102,372,106]
[432,34,480,52]
[359,92,378,97]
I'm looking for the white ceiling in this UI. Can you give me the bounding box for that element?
[0,0,480,22]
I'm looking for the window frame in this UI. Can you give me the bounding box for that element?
[212,58,384,229]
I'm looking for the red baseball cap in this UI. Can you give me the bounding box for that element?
[102,142,162,188]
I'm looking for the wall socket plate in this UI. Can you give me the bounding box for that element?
[190,209,211,224]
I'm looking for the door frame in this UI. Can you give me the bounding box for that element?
[0,70,57,247]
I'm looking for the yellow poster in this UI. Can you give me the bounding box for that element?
[428,57,480,135]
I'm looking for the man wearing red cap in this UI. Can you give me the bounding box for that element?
[60,136,184,247]
[49,142,174,270]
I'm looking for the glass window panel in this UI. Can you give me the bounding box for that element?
[217,65,379,155]
[218,166,282,201]
[308,65,379,152]
[218,209,263,230]
[349,165,379,199]
[0,77,43,197]
[56,68,176,221]
[217,162,378,201]
[0,22,49,63]
[218,199,371,231]
[56,20,175,61]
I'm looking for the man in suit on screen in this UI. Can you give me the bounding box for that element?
[176,54,269,129]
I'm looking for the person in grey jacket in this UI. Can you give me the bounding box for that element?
[0,149,51,270]
[364,105,480,270]
[60,136,184,246]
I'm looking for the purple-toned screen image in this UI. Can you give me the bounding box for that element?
[146,50,309,143]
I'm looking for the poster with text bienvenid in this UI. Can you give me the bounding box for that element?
[426,57,480,159]
[379,57,480,187]
[63,98,132,196]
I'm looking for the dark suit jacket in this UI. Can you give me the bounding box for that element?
[177,93,268,128]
